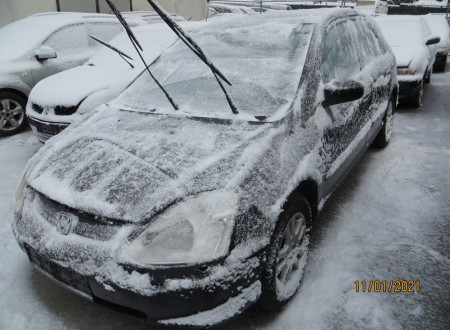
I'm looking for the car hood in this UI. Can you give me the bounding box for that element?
[26,108,280,223]
[390,46,422,67]
[30,65,135,107]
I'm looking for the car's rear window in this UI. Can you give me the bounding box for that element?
[114,19,314,119]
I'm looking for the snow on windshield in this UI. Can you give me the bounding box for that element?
[376,19,425,47]
[0,18,57,61]
[113,17,314,118]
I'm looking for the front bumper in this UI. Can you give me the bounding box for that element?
[24,244,263,325]
[27,116,69,143]
[398,79,422,100]
[13,190,264,326]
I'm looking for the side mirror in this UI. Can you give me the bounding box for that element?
[425,35,440,46]
[322,80,364,107]
[34,46,57,61]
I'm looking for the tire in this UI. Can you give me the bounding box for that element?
[260,193,311,310]
[424,69,431,84]
[372,97,394,148]
[0,92,28,136]
[408,80,423,108]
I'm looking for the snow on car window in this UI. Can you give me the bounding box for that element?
[0,19,58,61]
[43,24,89,54]
[113,18,314,118]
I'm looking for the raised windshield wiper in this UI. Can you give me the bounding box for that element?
[105,0,179,110]
[146,0,239,115]
[90,35,134,68]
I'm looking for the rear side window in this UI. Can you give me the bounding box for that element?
[43,24,89,55]
[352,19,383,65]
[321,21,361,83]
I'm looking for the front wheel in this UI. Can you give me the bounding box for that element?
[408,80,423,108]
[0,92,28,137]
[260,193,311,310]
[372,97,394,148]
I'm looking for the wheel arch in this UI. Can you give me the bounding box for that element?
[295,179,319,220]
[0,88,29,103]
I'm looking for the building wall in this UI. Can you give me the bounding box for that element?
[0,0,208,28]
[132,0,208,20]
[0,0,56,28]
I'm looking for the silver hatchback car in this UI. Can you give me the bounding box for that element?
[0,12,141,136]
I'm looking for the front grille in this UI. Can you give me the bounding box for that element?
[32,103,44,114]
[26,245,92,298]
[54,104,79,116]
[37,192,125,241]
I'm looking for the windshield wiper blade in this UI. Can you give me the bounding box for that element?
[146,0,238,114]
[105,0,179,110]
[90,35,134,68]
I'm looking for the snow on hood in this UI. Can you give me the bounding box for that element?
[29,65,134,107]
[390,46,417,67]
[26,108,276,223]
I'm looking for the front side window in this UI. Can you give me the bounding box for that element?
[352,19,383,66]
[43,24,89,55]
[321,22,360,83]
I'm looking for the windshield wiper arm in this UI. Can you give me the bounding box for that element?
[105,0,179,110]
[90,35,134,68]
[146,0,238,114]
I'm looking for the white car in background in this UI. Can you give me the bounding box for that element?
[375,15,440,107]
[0,12,143,136]
[26,23,191,143]
[424,14,450,71]
[122,11,186,23]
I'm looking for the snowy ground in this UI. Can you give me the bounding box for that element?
[1,63,449,329]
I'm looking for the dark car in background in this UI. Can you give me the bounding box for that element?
[13,9,397,326]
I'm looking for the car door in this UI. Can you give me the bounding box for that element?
[31,24,91,85]
[318,19,369,198]
[351,17,392,146]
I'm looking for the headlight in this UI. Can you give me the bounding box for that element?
[397,67,416,76]
[123,190,238,265]
[14,158,35,208]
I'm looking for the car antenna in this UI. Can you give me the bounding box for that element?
[90,35,135,68]
[146,0,239,114]
[105,0,179,110]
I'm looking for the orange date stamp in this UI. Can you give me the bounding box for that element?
[354,280,420,293]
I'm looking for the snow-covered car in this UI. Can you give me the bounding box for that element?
[0,12,143,137]
[122,11,186,23]
[13,9,397,326]
[26,23,185,143]
[424,14,450,72]
[375,15,440,107]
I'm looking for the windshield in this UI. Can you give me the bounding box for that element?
[0,18,57,61]
[113,17,314,119]
[377,20,425,47]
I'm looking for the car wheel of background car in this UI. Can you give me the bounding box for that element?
[424,69,431,84]
[260,192,311,310]
[0,92,27,136]
[408,80,423,108]
[372,97,394,148]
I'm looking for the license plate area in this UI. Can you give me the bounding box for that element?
[25,245,92,299]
